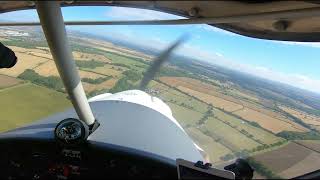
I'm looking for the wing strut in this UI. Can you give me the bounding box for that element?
[35,1,98,131]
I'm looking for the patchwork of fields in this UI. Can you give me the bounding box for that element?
[252,141,320,178]
[1,32,320,178]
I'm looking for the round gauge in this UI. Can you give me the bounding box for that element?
[54,118,87,144]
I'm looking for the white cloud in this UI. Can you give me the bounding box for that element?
[272,41,320,48]
[215,61,320,94]
[104,7,183,20]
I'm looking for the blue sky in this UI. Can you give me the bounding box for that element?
[2,6,320,93]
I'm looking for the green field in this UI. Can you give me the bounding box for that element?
[185,127,232,163]
[166,102,203,127]
[102,51,148,72]
[204,116,260,151]
[160,88,208,113]
[213,109,283,145]
[0,83,71,132]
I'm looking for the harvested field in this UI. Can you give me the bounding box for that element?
[253,142,320,178]
[296,140,320,152]
[34,61,105,79]
[33,60,58,76]
[27,51,52,59]
[159,76,220,92]
[7,46,29,53]
[279,106,320,126]
[177,86,243,112]
[0,51,48,77]
[83,78,118,93]
[234,107,309,133]
[0,75,23,89]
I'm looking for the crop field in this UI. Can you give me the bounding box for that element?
[252,142,320,178]
[2,29,320,178]
[0,74,23,89]
[166,102,203,127]
[0,51,48,77]
[0,83,71,133]
[279,106,320,126]
[204,116,260,151]
[33,60,58,76]
[234,108,309,133]
[296,140,320,152]
[73,51,111,62]
[159,76,220,93]
[83,78,118,93]
[185,127,232,163]
[177,86,243,112]
[213,109,283,144]
[89,64,126,77]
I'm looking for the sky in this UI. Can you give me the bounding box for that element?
[1,6,320,94]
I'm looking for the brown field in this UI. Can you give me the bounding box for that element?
[34,60,105,79]
[0,51,48,77]
[0,75,22,89]
[279,106,320,126]
[234,107,308,133]
[159,76,290,121]
[72,51,111,63]
[8,46,30,53]
[253,142,320,178]
[241,101,287,120]
[83,78,118,92]
[296,140,320,152]
[27,51,52,59]
[79,37,153,60]
[34,61,58,76]
[159,76,309,133]
[159,76,220,92]
[177,86,243,112]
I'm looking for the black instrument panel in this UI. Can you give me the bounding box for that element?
[0,139,177,179]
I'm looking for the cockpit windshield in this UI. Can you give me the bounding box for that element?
[1,6,320,179]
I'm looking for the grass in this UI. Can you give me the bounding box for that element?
[103,51,147,70]
[160,88,208,113]
[185,127,232,163]
[0,83,71,133]
[214,109,283,145]
[166,102,203,127]
[205,116,260,151]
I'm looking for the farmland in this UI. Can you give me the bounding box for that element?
[1,26,320,178]
[252,142,320,178]
[0,74,22,89]
[0,83,71,132]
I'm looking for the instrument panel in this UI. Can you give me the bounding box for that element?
[0,139,177,179]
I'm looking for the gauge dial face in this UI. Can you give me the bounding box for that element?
[55,119,85,143]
